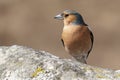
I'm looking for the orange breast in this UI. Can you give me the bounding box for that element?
[62,25,91,53]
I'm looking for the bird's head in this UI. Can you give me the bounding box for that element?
[54,10,87,26]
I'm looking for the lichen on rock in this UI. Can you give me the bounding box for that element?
[0,45,119,80]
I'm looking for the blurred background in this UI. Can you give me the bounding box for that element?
[0,0,120,69]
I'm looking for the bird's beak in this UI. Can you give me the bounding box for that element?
[54,13,63,20]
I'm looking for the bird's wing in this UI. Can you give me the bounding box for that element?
[61,38,65,47]
[90,30,94,47]
[87,30,94,58]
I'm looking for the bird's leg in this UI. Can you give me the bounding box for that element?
[72,54,87,64]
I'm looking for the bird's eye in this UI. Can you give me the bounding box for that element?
[64,14,69,17]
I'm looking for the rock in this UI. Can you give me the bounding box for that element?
[0,45,120,80]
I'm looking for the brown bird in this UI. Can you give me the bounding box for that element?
[54,10,94,64]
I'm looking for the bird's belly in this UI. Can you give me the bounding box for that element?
[62,31,82,51]
[62,26,91,53]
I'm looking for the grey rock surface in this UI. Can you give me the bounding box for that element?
[0,45,120,80]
